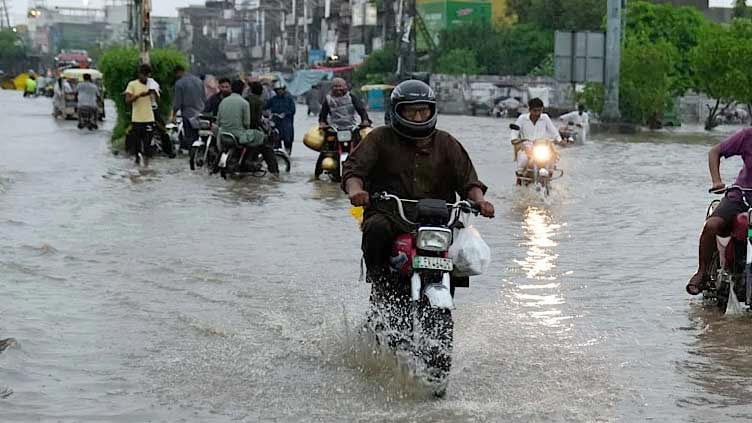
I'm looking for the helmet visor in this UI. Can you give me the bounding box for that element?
[396,101,436,123]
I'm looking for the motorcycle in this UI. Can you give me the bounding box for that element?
[314,123,370,182]
[510,123,563,196]
[703,186,752,313]
[77,106,98,130]
[558,121,579,146]
[366,192,480,397]
[187,115,219,171]
[216,129,291,179]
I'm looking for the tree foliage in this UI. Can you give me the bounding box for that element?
[690,24,745,129]
[625,0,709,95]
[434,49,483,75]
[438,22,552,75]
[507,0,606,31]
[98,47,188,145]
[734,0,751,19]
[620,41,677,127]
[0,30,25,57]
[352,43,399,87]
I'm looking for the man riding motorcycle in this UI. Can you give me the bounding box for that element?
[558,103,589,144]
[217,79,279,177]
[510,97,562,174]
[318,77,371,131]
[688,128,752,295]
[342,80,495,284]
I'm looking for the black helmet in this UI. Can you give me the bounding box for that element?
[389,80,437,140]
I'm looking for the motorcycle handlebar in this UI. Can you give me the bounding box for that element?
[710,185,752,194]
[370,192,480,220]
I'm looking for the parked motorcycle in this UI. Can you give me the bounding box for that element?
[510,123,563,196]
[216,130,291,179]
[366,192,481,396]
[314,124,371,182]
[703,186,752,313]
[77,106,98,130]
[187,116,218,171]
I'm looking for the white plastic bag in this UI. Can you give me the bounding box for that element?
[449,225,491,277]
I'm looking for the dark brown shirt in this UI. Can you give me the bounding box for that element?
[342,126,487,204]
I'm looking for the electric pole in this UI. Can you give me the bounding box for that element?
[602,0,621,122]
[134,0,151,65]
[396,0,415,78]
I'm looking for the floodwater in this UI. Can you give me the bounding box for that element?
[2,89,752,422]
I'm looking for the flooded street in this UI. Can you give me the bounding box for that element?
[4,89,752,422]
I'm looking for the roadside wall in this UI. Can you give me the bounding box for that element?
[430,74,576,115]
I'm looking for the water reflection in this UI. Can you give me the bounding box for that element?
[513,206,569,327]
[514,206,560,279]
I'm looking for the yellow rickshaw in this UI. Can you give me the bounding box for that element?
[59,69,105,120]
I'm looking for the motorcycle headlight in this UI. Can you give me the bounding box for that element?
[533,144,552,162]
[539,168,550,177]
[416,228,453,252]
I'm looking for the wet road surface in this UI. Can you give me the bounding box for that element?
[2,90,752,422]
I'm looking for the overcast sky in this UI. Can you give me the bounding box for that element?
[10,0,206,24]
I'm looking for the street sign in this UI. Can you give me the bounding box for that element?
[554,31,605,84]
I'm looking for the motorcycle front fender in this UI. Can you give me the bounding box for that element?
[420,272,455,309]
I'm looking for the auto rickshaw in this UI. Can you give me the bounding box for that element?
[56,68,105,120]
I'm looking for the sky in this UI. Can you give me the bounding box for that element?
[9,0,205,25]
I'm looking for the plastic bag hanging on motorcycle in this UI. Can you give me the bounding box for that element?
[449,222,491,277]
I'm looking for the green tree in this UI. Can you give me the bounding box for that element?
[625,0,710,95]
[98,47,188,148]
[507,0,606,31]
[434,49,483,75]
[352,43,399,87]
[734,0,750,19]
[0,29,26,61]
[729,19,752,122]
[690,25,744,130]
[439,21,552,75]
[620,41,677,127]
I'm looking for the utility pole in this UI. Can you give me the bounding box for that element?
[303,0,308,67]
[602,0,621,122]
[396,0,415,78]
[133,0,151,65]
[0,0,11,30]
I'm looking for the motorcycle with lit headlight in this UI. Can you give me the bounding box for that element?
[510,124,563,196]
[366,192,481,397]
[311,123,372,182]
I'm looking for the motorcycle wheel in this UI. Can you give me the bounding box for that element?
[275,150,291,173]
[415,300,454,397]
[189,146,206,170]
[329,162,342,183]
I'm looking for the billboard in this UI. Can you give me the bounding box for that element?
[554,31,605,83]
[416,0,492,49]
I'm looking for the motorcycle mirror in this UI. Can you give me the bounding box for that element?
[509,123,520,131]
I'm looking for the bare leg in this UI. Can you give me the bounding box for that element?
[688,216,724,294]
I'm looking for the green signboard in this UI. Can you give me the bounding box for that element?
[416,0,492,50]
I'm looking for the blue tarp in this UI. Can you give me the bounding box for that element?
[284,69,333,97]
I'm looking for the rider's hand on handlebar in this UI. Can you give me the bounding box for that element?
[349,190,370,207]
[476,200,495,218]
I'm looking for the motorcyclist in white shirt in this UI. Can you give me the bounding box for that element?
[558,103,589,144]
[510,98,561,173]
